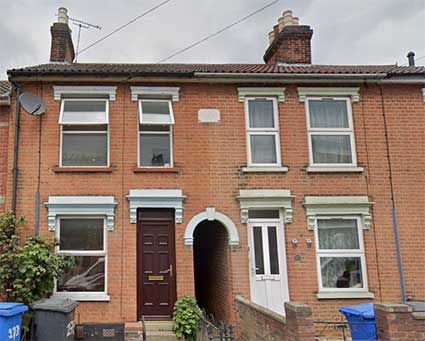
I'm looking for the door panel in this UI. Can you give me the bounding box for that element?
[137,211,176,317]
[248,220,289,315]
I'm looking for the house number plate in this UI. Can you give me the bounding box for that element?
[148,275,164,281]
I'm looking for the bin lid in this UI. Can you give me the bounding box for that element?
[339,303,375,319]
[32,297,79,313]
[0,303,28,316]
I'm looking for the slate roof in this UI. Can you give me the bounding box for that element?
[0,81,11,96]
[8,63,425,77]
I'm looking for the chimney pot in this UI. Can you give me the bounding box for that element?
[57,7,69,24]
[268,31,275,45]
[264,10,313,65]
[407,51,415,67]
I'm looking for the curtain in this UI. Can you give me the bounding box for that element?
[249,99,274,128]
[318,219,359,250]
[250,135,276,163]
[311,135,352,163]
[309,100,349,128]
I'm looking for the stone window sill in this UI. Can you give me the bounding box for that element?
[242,166,289,173]
[133,167,179,173]
[316,291,375,300]
[307,166,364,173]
[52,167,113,173]
[52,292,111,302]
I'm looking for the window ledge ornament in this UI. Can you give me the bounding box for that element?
[237,189,294,224]
[302,195,373,230]
[53,86,117,101]
[130,86,180,102]
[184,207,240,247]
[45,196,117,231]
[297,87,360,102]
[126,189,185,224]
[237,87,286,102]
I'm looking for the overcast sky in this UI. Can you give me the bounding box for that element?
[1,0,424,78]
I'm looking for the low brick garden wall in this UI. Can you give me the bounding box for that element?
[235,295,315,341]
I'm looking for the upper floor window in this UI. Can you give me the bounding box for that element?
[305,97,356,167]
[59,99,109,167]
[138,99,174,167]
[245,98,281,167]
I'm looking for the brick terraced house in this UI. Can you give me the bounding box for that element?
[3,7,425,336]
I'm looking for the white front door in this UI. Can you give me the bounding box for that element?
[248,212,289,315]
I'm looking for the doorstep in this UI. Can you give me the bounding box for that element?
[125,321,144,341]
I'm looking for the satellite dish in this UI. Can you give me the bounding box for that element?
[18,93,46,116]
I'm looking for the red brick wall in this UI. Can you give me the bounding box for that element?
[0,104,9,212]
[235,296,315,341]
[4,81,424,325]
[375,303,425,340]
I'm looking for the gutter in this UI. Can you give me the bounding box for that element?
[8,77,21,214]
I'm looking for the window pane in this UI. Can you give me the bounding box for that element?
[320,257,363,289]
[248,210,280,219]
[311,135,352,164]
[268,226,280,275]
[253,226,265,275]
[318,219,359,250]
[248,99,275,128]
[63,124,107,132]
[62,100,107,124]
[250,135,277,164]
[139,133,171,166]
[309,100,349,128]
[62,133,108,166]
[57,256,105,292]
[140,101,172,124]
[140,125,170,132]
[60,219,104,251]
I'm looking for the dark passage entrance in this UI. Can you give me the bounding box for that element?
[193,220,232,322]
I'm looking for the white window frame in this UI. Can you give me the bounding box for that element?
[138,99,175,125]
[137,99,174,168]
[305,97,357,168]
[245,97,282,167]
[314,216,369,294]
[54,216,109,301]
[59,98,110,168]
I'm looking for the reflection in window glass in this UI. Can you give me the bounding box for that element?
[57,256,105,292]
[62,133,108,166]
[320,257,363,288]
[139,133,171,167]
[268,226,280,275]
[253,226,265,275]
[60,219,104,251]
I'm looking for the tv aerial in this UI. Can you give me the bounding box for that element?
[18,93,46,116]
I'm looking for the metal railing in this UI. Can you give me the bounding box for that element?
[196,308,235,341]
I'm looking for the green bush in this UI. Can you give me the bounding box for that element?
[172,296,202,340]
[0,212,74,306]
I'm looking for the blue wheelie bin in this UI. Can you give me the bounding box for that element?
[0,303,28,341]
[339,303,377,341]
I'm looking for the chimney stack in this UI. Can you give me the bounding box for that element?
[50,7,75,63]
[263,10,313,65]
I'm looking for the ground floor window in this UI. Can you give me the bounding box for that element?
[314,217,367,291]
[56,217,107,295]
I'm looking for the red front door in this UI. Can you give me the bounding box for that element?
[137,209,176,318]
